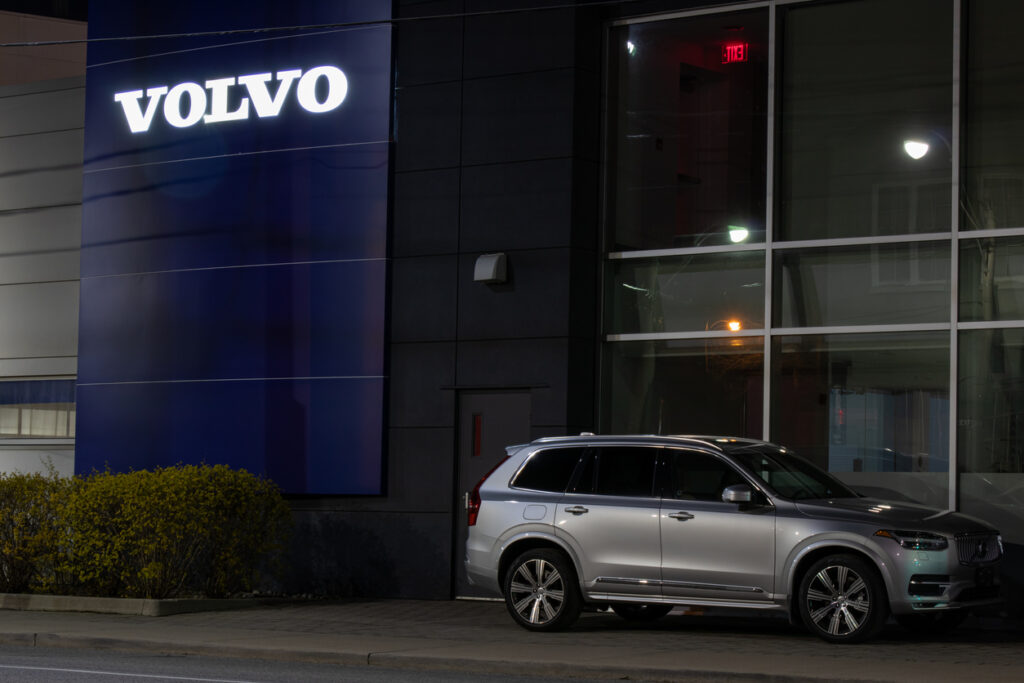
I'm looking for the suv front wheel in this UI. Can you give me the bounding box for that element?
[798,554,888,643]
[504,548,582,631]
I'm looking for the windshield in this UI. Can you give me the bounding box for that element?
[729,448,859,500]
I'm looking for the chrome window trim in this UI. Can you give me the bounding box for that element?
[595,576,765,594]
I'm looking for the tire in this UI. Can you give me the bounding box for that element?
[895,610,969,634]
[611,603,674,622]
[503,548,582,631]
[798,554,889,643]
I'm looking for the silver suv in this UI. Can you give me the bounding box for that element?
[464,435,1003,643]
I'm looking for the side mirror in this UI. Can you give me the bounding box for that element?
[722,484,752,504]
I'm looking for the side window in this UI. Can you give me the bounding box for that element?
[511,447,586,492]
[573,446,658,497]
[570,450,595,493]
[663,450,746,502]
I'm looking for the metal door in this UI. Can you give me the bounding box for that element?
[453,390,531,598]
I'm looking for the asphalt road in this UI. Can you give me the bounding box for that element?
[0,644,593,683]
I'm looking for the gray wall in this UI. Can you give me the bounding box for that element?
[283,0,604,598]
[0,76,83,476]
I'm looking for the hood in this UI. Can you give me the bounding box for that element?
[794,497,998,534]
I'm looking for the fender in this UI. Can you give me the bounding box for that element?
[497,527,585,590]
[781,532,898,606]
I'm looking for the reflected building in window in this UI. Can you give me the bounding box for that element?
[600,0,1024,590]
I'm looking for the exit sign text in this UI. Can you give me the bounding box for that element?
[722,42,748,64]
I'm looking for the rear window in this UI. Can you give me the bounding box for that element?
[511,447,585,492]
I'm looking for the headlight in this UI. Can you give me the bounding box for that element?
[874,529,948,551]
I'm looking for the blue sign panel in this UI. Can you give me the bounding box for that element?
[77,1,391,494]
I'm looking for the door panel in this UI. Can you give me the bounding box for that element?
[659,501,775,600]
[454,391,531,598]
[555,446,662,598]
[555,493,662,597]
[658,448,775,600]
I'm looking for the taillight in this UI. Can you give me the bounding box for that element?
[467,458,507,527]
[467,488,481,527]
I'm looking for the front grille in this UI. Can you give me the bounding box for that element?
[955,532,1002,566]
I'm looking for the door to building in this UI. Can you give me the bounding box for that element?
[453,390,532,598]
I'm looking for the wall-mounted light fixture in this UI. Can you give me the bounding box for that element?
[474,253,507,284]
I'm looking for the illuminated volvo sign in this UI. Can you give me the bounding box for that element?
[114,66,349,132]
[78,1,392,495]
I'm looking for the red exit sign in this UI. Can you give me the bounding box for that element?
[722,42,748,64]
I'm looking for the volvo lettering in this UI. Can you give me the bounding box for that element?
[113,66,348,133]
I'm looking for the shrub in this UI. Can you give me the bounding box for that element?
[25,464,291,599]
[0,470,69,593]
[181,465,292,598]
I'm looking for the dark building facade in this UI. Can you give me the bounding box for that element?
[0,0,1022,616]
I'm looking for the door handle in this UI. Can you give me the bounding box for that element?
[668,511,695,521]
[564,506,589,515]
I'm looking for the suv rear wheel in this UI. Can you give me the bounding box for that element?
[798,554,888,643]
[504,548,581,631]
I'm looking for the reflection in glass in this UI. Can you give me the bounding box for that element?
[606,251,764,335]
[772,333,949,508]
[602,338,763,438]
[775,242,950,328]
[960,236,1024,322]
[606,10,768,251]
[779,0,952,240]
[727,449,858,501]
[0,380,76,439]
[959,329,1024,545]
[964,0,1024,231]
[959,329,1024,474]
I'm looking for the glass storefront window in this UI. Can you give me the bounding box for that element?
[602,2,1024,539]
[0,380,76,439]
[964,0,1024,231]
[606,9,768,251]
[959,329,1024,545]
[603,338,763,438]
[606,251,764,335]
[959,329,1024,474]
[960,236,1024,322]
[779,0,952,241]
[772,332,949,508]
[774,242,950,328]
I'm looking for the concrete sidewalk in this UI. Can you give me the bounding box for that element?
[0,599,1022,682]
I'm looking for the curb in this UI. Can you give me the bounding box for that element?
[0,593,289,617]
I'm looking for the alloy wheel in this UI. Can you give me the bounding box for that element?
[509,557,566,625]
[804,563,871,637]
